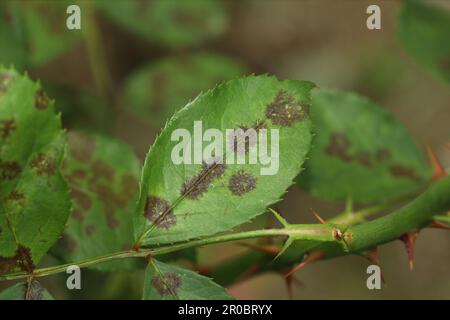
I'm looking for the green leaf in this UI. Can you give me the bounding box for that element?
[297,89,430,204]
[22,0,82,66]
[55,131,141,271]
[95,0,227,47]
[0,66,71,273]
[398,0,450,83]
[143,259,231,300]
[0,1,27,69]
[134,75,314,245]
[122,52,245,126]
[0,280,54,300]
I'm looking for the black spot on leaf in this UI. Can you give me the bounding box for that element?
[325,132,352,162]
[376,149,391,162]
[228,170,257,196]
[181,160,226,199]
[30,153,56,176]
[7,190,24,201]
[0,245,35,273]
[0,160,21,180]
[144,196,176,229]
[266,90,310,127]
[0,118,16,138]
[151,272,182,296]
[389,165,421,182]
[34,89,50,110]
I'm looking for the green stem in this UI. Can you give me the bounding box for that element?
[1,176,449,283]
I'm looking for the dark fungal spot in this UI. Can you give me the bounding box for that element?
[70,187,92,212]
[90,159,115,184]
[30,153,56,176]
[34,89,50,110]
[104,203,120,229]
[228,170,257,196]
[0,118,16,138]
[439,55,450,72]
[0,245,35,274]
[181,160,226,199]
[228,120,266,155]
[72,209,84,222]
[144,196,176,229]
[265,90,310,127]
[151,272,182,296]
[376,149,391,163]
[389,165,421,182]
[325,132,352,162]
[7,190,24,201]
[0,160,21,180]
[24,279,44,300]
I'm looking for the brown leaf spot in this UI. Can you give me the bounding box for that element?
[0,118,16,138]
[34,89,50,110]
[376,149,391,163]
[70,187,92,212]
[30,153,56,176]
[325,132,352,162]
[90,159,115,183]
[181,160,226,199]
[389,165,421,182]
[0,245,35,274]
[355,151,372,167]
[144,196,176,229]
[7,190,24,201]
[0,160,21,180]
[228,170,257,196]
[266,90,310,127]
[151,272,181,296]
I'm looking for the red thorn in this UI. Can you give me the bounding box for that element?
[361,247,386,284]
[145,254,152,263]
[285,251,325,278]
[237,263,260,282]
[310,208,326,224]
[426,145,446,180]
[236,242,280,258]
[197,266,212,276]
[283,272,304,299]
[400,231,419,271]
[428,221,450,230]
[132,243,141,252]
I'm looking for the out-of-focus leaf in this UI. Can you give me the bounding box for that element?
[0,1,27,69]
[297,89,430,204]
[95,0,227,47]
[122,53,245,126]
[46,83,113,133]
[56,132,141,271]
[22,0,82,66]
[143,259,232,300]
[0,66,71,273]
[0,280,54,300]
[134,75,314,246]
[398,0,450,83]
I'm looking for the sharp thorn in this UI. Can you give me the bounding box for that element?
[268,208,289,227]
[285,251,325,278]
[310,208,326,224]
[428,221,450,230]
[400,231,419,271]
[426,145,446,180]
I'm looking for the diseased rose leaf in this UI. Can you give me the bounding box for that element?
[0,280,54,300]
[54,132,142,271]
[122,52,245,126]
[143,259,232,300]
[398,0,450,84]
[0,66,71,274]
[297,89,430,204]
[134,75,314,245]
[95,0,227,47]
